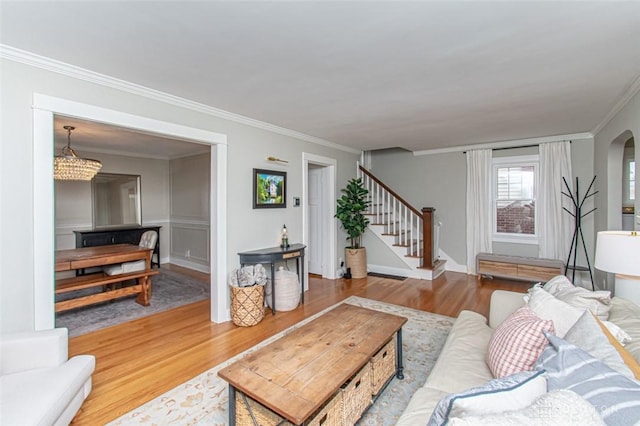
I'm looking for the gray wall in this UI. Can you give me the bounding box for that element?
[55,153,170,259]
[0,57,359,333]
[369,138,595,274]
[170,153,210,270]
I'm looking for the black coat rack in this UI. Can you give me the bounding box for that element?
[562,176,597,289]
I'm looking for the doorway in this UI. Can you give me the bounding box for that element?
[302,153,337,283]
[622,137,635,230]
[32,94,228,330]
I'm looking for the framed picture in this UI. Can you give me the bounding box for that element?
[253,168,287,209]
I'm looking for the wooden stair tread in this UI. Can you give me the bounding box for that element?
[417,259,447,271]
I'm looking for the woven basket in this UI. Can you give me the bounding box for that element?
[230,284,265,327]
[370,335,396,395]
[345,247,367,279]
[340,362,373,424]
[235,390,342,426]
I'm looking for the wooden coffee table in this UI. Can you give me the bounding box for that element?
[218,303,407,425]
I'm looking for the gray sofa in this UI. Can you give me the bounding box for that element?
[396,289,640,425]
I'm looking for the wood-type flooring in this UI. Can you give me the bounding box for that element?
[68,265,527,424]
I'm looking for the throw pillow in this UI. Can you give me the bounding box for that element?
[543,274,612,320]
[608,297,640,364]
[486,306,554,378]
[526,286,583,337]
[426,370,546,426]
[446,389,605,426]
[535,332,640,426]
[601,320,633,345]
[594,315,640,380]
[563,311,634,379]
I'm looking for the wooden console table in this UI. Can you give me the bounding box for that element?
[218,303,407,425]
[238,243,305,314]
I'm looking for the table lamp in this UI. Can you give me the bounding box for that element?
[280,224,289,248]
[594,230,640,304]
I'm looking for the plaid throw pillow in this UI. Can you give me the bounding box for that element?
[487,306,554,378]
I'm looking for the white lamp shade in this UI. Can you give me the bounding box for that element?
[594,231,640,276]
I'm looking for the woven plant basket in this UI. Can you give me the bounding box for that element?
[345,247,367,279]
[230,284,265,327]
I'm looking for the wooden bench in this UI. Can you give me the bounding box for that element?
[55,269,159,313]
[476,253,564,283]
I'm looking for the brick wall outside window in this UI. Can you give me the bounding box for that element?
[497,200,535,234]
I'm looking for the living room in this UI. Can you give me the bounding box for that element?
[2,2,640,425]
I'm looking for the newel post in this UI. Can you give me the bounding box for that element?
[421,207,435,269]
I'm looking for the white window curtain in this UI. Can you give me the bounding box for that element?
[466,149,493,275]
[538,141,573,261]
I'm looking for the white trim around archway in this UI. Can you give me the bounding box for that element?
[32,93,228,329]
[302,153,337,283]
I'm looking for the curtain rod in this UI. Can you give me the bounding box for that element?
[462,141,572,154]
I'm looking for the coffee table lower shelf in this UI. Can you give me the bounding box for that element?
[230,333,402,426]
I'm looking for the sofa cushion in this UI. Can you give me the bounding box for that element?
[608,296,640,364]
[427,370,546,426]
[543,275,612,320]
[536,333,640,426]
[525,286,583,337]
[396,386,449,426]
[594,315,640,380]
[446,389,605,426]
[564,311,634,379]
[486,306,554,378]
[424,310,494,393]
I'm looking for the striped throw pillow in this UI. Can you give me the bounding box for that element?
[487,306,554,378]
[536,332,640,425]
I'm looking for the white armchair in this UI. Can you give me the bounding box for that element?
[0,328,95,425]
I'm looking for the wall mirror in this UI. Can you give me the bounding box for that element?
[92,173,142,228]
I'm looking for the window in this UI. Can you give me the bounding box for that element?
[493,155,538,243]
[623,150,635,204]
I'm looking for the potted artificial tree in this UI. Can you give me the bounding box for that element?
[335,177,371,278]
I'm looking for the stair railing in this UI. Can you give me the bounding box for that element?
[357,163,436,268]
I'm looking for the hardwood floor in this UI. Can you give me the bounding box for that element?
[68,266,527,425]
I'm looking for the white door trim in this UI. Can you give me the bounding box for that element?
[32,94,229,329]
[302,153,337,281]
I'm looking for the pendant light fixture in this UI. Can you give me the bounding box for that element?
[53,125,102,181]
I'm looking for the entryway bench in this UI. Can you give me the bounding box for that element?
[476,252,564,283]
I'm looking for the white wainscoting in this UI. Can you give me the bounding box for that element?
[170,220,210,269]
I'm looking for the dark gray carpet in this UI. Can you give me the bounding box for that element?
[56,268,210,337]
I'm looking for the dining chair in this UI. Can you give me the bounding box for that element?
[103,230,158,276]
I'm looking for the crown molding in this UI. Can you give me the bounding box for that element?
[591,72,640,136]
[1,44,360,155]
[412,132,594,156]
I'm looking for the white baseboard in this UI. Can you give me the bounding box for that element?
[439,249,467,274]
[169,257,211,274]
[367,264,411,278]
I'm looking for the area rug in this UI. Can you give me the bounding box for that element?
[108,296,454,425]
[56,268,209,337]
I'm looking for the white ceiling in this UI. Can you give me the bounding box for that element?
[52,116,210,160]
[3,1,640,154]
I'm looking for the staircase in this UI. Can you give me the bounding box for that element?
[358,164,446,280]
